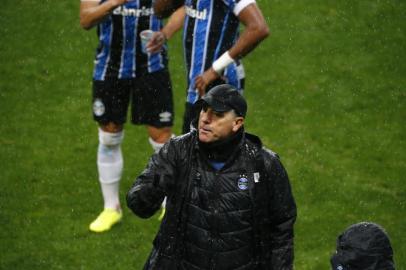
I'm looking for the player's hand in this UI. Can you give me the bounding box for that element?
[146,31,167,54]
[195,68,220,97]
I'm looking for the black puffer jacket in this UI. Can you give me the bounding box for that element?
[127,130,297,270]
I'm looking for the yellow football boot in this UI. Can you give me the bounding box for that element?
[89,208,122,233]
[158,207,166,221]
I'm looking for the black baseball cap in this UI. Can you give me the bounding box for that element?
[195,84,247,117]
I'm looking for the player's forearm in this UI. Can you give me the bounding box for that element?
[161,6,185,40]
[210,4,269,75]
[228,24,269,60]
[229,6,269,60]
[80,0,123,30]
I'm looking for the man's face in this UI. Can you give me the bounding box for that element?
[198,105,244,143]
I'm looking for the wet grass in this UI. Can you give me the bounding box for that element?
[0,0,405,269]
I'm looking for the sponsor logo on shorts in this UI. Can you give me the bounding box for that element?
[93,99,105,117]
[159,111,172,122]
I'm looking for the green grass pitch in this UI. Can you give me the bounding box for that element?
[0,0,405,269]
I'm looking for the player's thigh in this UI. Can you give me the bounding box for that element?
[131,70,174,127]
[92,79,131,125]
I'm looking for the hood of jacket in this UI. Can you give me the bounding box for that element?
[331,222,395,270]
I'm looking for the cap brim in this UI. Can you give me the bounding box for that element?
[200,95,232,112]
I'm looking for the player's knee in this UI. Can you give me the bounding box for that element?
[98,128,124,146]
[148,127,172,143]
[100,122,123,133]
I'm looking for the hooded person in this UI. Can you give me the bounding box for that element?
[331,222,395,270]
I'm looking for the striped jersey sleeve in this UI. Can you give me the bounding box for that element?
[222,0,256,15]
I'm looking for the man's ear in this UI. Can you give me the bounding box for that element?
[232,117,244,132]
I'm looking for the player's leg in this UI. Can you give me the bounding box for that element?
[131,69,175,153]
[147,126,173,153]
[98,122,124,211]
[182,102,195,134]
[89,79,130,233]
[146,125,172,219]
[132,70,174,220]
[181,102,193,134]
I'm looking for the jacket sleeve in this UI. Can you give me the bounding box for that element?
[126,140,178,219]
[264,150,297,269]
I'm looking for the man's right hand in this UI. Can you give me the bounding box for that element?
[195,68,220,97]
[146,31,167,54]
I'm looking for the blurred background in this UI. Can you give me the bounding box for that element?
[0,0,405,269]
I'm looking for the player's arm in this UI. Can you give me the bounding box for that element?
[147,6,185,53]
[80,0,128,30]
[153,0,184,19]
[228,3,269,60]
[195,3,269,94]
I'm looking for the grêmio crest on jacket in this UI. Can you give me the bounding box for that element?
[237,172,261,191]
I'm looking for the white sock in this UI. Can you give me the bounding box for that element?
[148,137,165,153]
[148,134,175,153]
[97,130,124,210]
[100,182,120,211]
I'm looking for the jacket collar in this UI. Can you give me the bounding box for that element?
[192,128,263,170]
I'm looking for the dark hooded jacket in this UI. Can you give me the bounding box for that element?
[331,222,395,270]
[127,130,297,270]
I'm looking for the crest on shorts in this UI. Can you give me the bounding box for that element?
[159,111,172,122]
[93,98,105,117]
[237,177,249,190]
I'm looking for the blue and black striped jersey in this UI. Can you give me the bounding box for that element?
[93,0,168,80]
[183,0,254,103]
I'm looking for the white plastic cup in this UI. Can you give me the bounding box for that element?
[140,30,154,54]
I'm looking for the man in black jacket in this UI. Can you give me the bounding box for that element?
[127,84,297,269]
